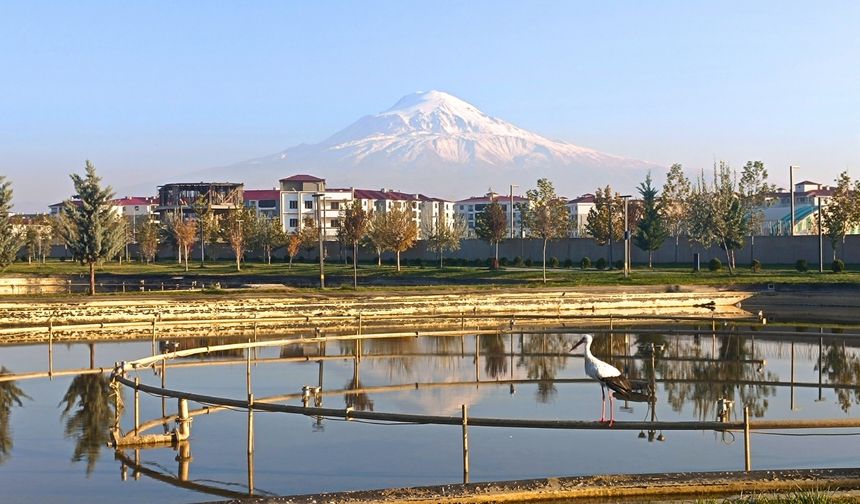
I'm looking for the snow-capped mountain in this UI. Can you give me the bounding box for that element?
[200,90,660,198]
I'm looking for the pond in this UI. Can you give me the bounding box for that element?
[1,323,859,503]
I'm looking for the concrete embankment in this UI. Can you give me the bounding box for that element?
[0,286,749,344]
[212,468,860,503]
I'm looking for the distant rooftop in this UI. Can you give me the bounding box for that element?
[280,174,325,183]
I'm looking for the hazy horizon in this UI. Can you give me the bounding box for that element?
[2,1,858,212]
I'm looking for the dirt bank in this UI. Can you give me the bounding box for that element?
[0,285,749,344]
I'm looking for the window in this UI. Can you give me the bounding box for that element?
[258,199,276,208]
[289,218,298,227]
[331,219,340,228]
[330,201,340,210]
[304,200,313,209]
[134,206,140,211]
[289,200,298,209]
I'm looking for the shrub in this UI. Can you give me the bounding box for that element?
[595,257,607,270]
[580,257,591,270]
[549,257,560,268]
[751,259,761,273]
[411,258,423,267]
[708,258,722,272]
[613,259,624,270]
[562,258,573,268]
[832,259,846,273]
[524,258,533,267]
[795,259,808,272]
[513,256,523,266]
[485,257,494,267]
[499,257,509,266]
[385,257,396,266]
[471,258,483,267]
[458,258,468,266]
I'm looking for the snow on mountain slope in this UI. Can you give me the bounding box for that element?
[197,90,661,198]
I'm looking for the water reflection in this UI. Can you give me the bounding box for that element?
[519,334,570,403]
[59,373,122,475]
[820,341,860,412]
[0,367,29,465]
[344,361,374,412]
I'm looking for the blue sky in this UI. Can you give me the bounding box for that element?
[2,1,858,211]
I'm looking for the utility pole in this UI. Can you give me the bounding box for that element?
[313,193,325,288]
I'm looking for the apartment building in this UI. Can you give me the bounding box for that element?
[566,194,596,237]
[455,191,527,238]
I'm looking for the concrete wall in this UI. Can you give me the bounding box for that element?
[47,235,860,266]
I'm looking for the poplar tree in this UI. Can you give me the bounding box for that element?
[0,177,24,269]
[634,173,668,268]
[738,160,775,235]
[365,212,389,267]
[821,171,859,260]
[223,206,253,271]
[136,217,160,264]
[522,178,570,283]
[57,161,126,294]
[474,200,507,267]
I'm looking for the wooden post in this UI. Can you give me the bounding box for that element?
[246,340,252,397]
[790,341,796,411]
[358,311,363,336]
[743,406,751,472]
[134,448,140,480]
[247,393,254,455]
[161,359,167,418]
[134,376,140,436]
[48,318,53,379]
[177,398,191,440]
[462,404,469,483]
[112,371,120,431]
[609,314,613,333]
[151,316,157,355]
[475,335,480,383]
[177,441,191,481]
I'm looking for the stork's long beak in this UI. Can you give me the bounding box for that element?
[570,338,585,352]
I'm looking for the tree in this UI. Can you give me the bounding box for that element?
[286,232,302,268]
[56,161,126,295]
[423,212,466,268]
[821,171,859,260]
[660,164,692,263]
[385,206,418,272]
[251,215,285,265]
[522,178,570,283]
[191,196,220,264]
[365,211,389,267]
[0,177,24,269]
[338,200,370,288]
[223,206,253,271]
[474,200,507,267]
[166,213,197,272]
[136,217,160,263]
[585,186,624,266]
[687,163,748,274]
[634,173,668,268]
[738,160,775,235]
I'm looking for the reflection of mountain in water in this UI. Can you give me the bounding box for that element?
[0,367,29,465]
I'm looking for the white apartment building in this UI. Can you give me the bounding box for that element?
[566,194,596,237]
[49,196,157,221]
[455,192,527,239]
[279,174,455,240]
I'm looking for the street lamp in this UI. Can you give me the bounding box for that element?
[817,196,824,273]
[789,166,799,236]
[509,184,518,239]
[621,195,632,278]
[312,193,326,288]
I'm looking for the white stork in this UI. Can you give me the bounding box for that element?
[570,334,632,426]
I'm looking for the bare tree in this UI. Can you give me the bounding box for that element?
[223,206,252,271]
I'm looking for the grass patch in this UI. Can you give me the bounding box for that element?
[696,489,849,503]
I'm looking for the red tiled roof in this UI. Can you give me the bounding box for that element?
[279,174,324,183]
[113,196,157,206]
[243,189,280,200]
[456,195,528,204]
[567,194,596,204]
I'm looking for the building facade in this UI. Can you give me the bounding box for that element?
[455,192,527,239]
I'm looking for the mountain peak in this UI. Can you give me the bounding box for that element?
[385,90,478,114]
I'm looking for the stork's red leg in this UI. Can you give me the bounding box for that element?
[599,384,607,423]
